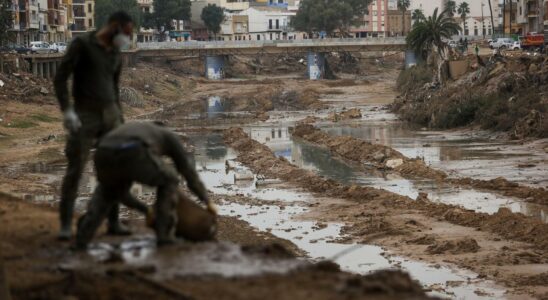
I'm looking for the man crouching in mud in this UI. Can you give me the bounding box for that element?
[75,122,215,249]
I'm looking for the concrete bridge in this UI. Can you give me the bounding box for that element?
[22,38,411,80]
[136,38,408,80]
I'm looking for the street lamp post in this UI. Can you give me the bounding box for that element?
[481,2,486,38]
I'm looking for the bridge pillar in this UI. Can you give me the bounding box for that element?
[32,62,38,76]
[307,52,325,80]
[37,62,43,78]
[204,55,226,80]
[405,50,417,69]
[43,62,50,79]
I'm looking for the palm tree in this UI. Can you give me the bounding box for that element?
[446,0,457,17]
[412,9,425,24]
[457,2,470,36]
[406,8,460,83]
[397,0,411,36]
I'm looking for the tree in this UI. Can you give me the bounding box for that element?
[406,8,460,83]
[397,0,410,36]
[411,9,425,24]
[292,0,371,37]
[94,0,142,29]
[144,0,191,39]
[446,0,457,17]
[487,0,494,35]
[457,2,470,36]
[0,0,14,45]
[201,4,224,40]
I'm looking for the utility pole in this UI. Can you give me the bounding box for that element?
[503,0,506,34]
[509,0,512,35]
[482,2,486,38]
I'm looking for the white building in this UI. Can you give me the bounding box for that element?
[459,15,494,36]
[238,6,296,40]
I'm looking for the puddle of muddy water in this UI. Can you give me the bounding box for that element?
[317,108,547,189]
[189,133,507,299]
[235,125,548,223]
[68,238,305,279]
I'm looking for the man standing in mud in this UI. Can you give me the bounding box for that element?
[75,122,215,249]
[54,11,134,240]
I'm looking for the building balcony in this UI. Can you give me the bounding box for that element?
[235,28,248,33]
[267,25,290,32]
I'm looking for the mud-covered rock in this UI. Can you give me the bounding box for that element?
[426,238,481,254]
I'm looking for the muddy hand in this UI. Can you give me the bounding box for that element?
[206,202,218,215]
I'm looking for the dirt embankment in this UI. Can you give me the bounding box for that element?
[393,55,548,139]
[292,124,548,205]
[223,127,548,250]
[0,193,433,300]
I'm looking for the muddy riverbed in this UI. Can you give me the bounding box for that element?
[1,61,547,299]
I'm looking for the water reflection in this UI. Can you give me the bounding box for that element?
[239,125,548,223]
[321,122,547,188]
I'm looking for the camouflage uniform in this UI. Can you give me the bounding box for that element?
[54,31,125,237]
[76,122,208,248]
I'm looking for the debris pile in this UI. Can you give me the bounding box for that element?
[0,71,54,103]
[393,54,548,138]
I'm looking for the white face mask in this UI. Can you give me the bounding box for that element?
[113,33,131,48]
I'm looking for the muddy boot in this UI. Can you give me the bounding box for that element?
[107,222,132,236]
[58,200,74,240]
[58,226,72,241]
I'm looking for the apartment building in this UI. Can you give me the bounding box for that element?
[71,0,94,37]
[516,0,544,34]
[352,0,390,38]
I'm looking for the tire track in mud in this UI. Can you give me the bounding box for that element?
[223,127,548,251]
[292,124,548,205]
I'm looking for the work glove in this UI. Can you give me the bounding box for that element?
[206,201,218,216]
[63,108,81,133]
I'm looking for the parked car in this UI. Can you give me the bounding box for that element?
[50,42,67,53]
[490,38,514,49]
[0,44,31,54]
[448,40,458,48]
[30,41,54,54]
[511,41,521,50]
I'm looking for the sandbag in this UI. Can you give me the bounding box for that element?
[175,190,217,242]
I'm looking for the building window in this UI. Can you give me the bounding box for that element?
[88,3,92,13]
[269,19,272,29]
[257,34,260,40]
[276,19,279,29]
[89,19,93,27]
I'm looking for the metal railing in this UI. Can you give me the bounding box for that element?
[137,37,407,50]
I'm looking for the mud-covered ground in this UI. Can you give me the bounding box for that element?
[1,52,547,299]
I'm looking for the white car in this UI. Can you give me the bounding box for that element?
[30,41,54,54]
[50,42,67,53]
[490,38,514,49]
[511,41,521,50]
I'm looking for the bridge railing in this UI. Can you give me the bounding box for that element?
[136,37,407,50]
